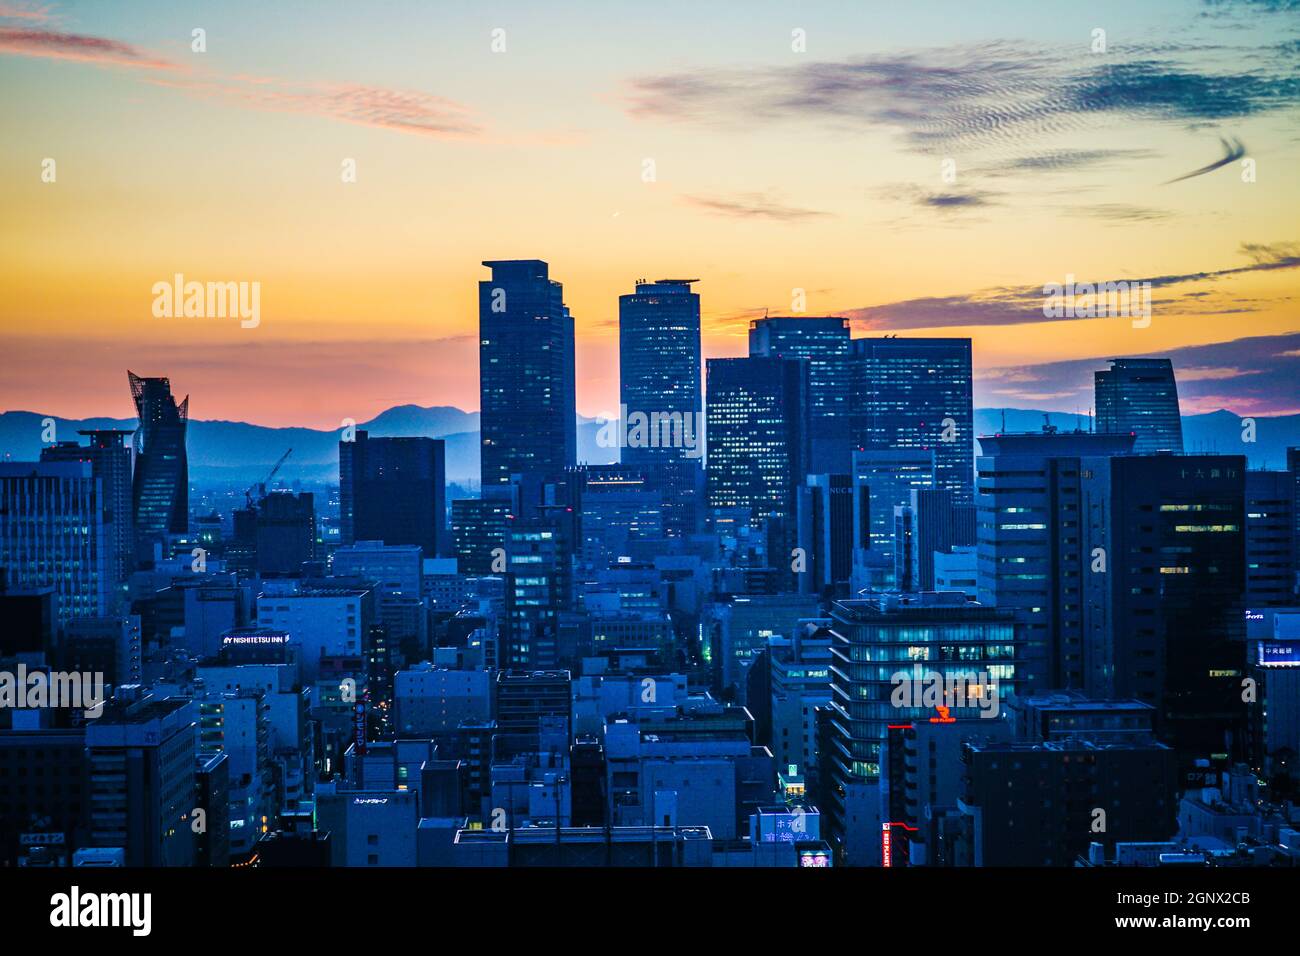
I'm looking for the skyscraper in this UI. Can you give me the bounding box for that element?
[479,260,576,492]
[230,490,317,576]
[339,431,445,558]
[750,316,851,473]
[0,461,114,627]
[451,496,512,575]
[41,429,134,591]
[1094,357,1184,454]
[502,517,574,670]
[825,593,1021,861]
[850,448,934,591]
[1082,454,1247,766]
[976,431,1136,692]
[128,371,189,563]
[619,278,701,465]
[1244,469,1295,608]
[850,337,974,507]
[706,356,810,575]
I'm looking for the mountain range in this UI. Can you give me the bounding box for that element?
[1,405,1294,487]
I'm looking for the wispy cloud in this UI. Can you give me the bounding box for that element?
[846,240,1300,330]
[1064,202,1173,224]
[158,74,483,138]
[0,21,485,140]
[680,192,830,222]
[626,40,1300,163]
[0,26,177,69]
[988,149,1160,175]
[0,2,56,25]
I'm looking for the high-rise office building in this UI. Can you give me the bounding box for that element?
[571,460,702,544]
[851,448,934,591]
[85,693,199,867]
[0,461,114,627]
[479,259,576,491]
[41,429,134,591]
[451,496,512,575]
[850,337,974,507]
[706,356,810,576]
[502,516,574,670]
[619,279,701,465]
[976,431,1136,692]
[494,669,572,736]
[750,316,852,472]
[825,593,1021,860]
[796,473,854,598]
[1082,454,1248,766]
[230,490,317,576]
[339,431,445,558]
[1094,358,1184,454]
[892,487,961,593]
[128,371,189,563]
[1245,469,1295,608]
[960,737,1178,866]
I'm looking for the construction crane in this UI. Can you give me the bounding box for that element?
[245,448,292,506]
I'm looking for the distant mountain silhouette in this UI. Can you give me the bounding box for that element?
[1,405,1293,486]
[974,408,1296,468]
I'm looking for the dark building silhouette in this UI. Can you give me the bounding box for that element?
[960,737,1178,866]
[750,316,851,473]
[850,337,974,508]
[796,473,854,598]
[494,670,572,737]
[1095,357,1184,454]
[339,431,445,558]
[1083,454,1248,768]
[619,278,702,465]
[128,371,188,563]
[479,260,576,492]
[230,491,317,576]
[1245,469,1296,608]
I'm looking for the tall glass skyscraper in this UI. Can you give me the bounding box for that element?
[478,260,576,492]
[706,356,809,581]
[41,429,134,591]
[705,356,809,519]
[128,371,188,562]
[1094,357,1184,454]
[618,279,701,464]
[749,316,851,472]
[0,460,113,627]
[850,337,974,507]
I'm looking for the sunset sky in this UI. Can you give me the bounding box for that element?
[2,0,1298,427]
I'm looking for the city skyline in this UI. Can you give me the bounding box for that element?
[3,0,1299,426]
